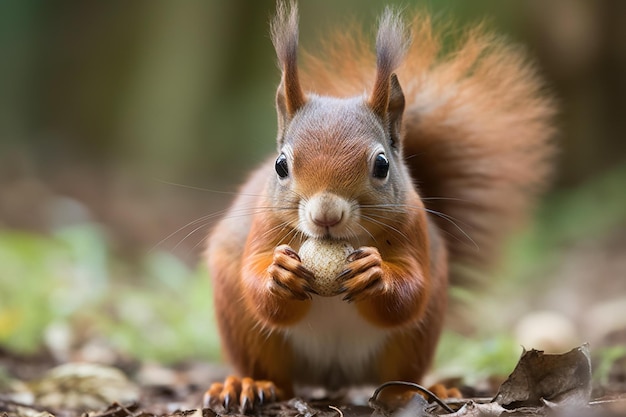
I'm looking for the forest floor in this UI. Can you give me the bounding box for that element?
[1,341,626,417]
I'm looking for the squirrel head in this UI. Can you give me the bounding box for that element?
[269,2,415,242]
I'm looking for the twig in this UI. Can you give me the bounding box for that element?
[369,381,456,414]
[328,405,343,417]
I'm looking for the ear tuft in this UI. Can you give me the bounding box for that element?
[369,8,410,118]
[272,0,306,127]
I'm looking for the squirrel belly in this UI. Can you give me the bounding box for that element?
[286,296,389,389]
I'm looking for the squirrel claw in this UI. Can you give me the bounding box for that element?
[337,268,352,281]
[347,248,366,262]
[280,245,301,261]
[203,376,282,414]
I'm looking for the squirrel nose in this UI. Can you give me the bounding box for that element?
[311,211,343,228]
[306,192,348,230]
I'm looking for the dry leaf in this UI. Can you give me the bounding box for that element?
[493,344,592,411]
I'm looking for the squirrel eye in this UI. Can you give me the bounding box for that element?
[372,153,389,179]
[275,153,289,179]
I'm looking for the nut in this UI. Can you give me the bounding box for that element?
[299,239,353,296]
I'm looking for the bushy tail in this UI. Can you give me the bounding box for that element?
[300,11,556,283]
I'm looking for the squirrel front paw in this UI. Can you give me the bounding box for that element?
[338,246,386,302]
[267,244,317,300]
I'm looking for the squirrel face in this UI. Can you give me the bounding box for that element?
[269,95,411,242]
[268,4,413,244]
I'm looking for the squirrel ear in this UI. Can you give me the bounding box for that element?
[275,81,289,137]
[368,8,409,145]
[387,73,405,146]
[272,1,306,141]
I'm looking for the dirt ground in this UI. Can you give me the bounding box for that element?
[1,343,626,417]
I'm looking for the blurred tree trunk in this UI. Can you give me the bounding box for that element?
[525,0,626,186]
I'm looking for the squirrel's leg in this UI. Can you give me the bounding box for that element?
[205,288,296,413]
[368,271,460,405]
[338,246,430,327]
[208,241,300,412]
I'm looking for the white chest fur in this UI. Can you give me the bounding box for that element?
[285,296,390,388]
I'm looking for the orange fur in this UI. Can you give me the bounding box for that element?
[205,5,554,412]
[300,12,555,280]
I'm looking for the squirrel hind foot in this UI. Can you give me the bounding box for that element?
[371,382,462,414]
[203,376,284,414]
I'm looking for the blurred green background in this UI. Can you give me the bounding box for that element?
[1,0,625,381]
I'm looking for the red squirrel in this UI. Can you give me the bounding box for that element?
[204,1,554,412]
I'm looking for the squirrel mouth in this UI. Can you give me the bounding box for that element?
[300,222,358,243]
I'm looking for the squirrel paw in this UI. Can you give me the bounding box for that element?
[203,376,283,414]
[427,383,462,399]
[338,246,385,302]
[267,244,316,300]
